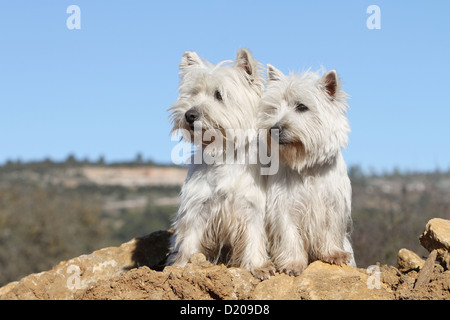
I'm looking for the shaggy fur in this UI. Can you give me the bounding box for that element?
[167,49,275,279]
[259,64,356,276]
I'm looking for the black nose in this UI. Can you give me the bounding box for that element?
[270,125,283,137]
[185,109,200,124]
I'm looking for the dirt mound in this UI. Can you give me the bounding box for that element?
[1,219,450,300]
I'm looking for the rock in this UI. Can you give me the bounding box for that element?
[440,251,450,270]
[419,218,450,270]
[162,255,259,300]
[420,218,450,253]
[0,230,172,300]
[252,261,395,300]
[0,281,19,298]
[291,261,393,300]
[2,219,450,300]
[397,248,425,272]
[82,259,394,300]
[252,274,297,300]
[414,250,438,289]
[81,253,259,300]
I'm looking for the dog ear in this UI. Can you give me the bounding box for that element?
[235,48,258,78]
[266,64,284,82]
[320,70,340,98]
[179,51,204,70]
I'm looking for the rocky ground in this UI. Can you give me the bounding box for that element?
[1,218,449,300]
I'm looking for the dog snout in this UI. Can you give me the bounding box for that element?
[270,125,289,144]
[185,108,200,124]
[270,125,284,136]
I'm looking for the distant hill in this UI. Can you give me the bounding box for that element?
[0,158,187,286]
[0,158,187,187]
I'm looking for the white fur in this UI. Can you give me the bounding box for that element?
[260,65,356,275]
[167,49,274,279]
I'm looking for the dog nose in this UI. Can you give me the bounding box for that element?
[185,109,200,124]
[270,125,283,136]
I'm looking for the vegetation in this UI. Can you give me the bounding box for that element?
[350,166,450,267]
[0,182,107,284]
[0,156,449,286]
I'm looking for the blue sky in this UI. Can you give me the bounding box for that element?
[0,1,449,172]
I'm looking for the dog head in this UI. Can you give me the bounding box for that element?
[259,64,350,171]
[169,49,263,150]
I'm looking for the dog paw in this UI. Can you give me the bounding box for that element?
[321,250,351,266]
[250,262,276,280]
[279,261,307,277]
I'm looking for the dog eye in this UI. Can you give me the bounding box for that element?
[214,90,223,101]
[295,103,309,112]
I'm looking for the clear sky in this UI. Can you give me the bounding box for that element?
[1,1,449,172]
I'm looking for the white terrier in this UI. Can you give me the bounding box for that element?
[167,49,275,279]
[259,64,356,276]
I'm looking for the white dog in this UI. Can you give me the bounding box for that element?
[259,64,356,276]
[167,49,275,279]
